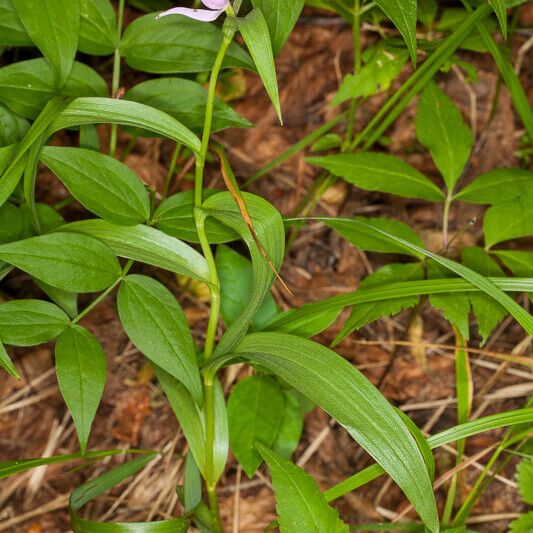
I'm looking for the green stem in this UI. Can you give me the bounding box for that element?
[442,192,453,250]
[162,143,182,198]
[109,0,126,157]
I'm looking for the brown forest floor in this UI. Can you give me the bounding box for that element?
[1,4,532,532]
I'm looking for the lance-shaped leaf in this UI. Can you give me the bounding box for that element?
[55,325,106,453]
[488,0,507,37]
[62,219,209,282]
[236,8,282,123]
[41,147,150,225]
[79,0,117,56]
[11,0,80,86]
[0,103,28,147]
[229,332,439,531]
[0,0,32,47]
[118,275,203,405]
[259,445,349,532]
[0,340,18,378]
[0,232,121,293]
[0,299,69,346]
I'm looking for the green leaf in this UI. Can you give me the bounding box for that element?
[0,299,69,346]
[333,263,424,346]
[41,147,151,225]
[118,275,202,404]
[120,13,253,74]
[308,153,444,201]
[62,219,209,282]
[227,375,285,477]
[229,333,438,531]
[0,340,18,378]
[0,202,22,243]
[154,366,228,483]
[326,216,425,258]
[183,452,202,513]
[204,192,285,357]
[0,103,29,147]
[493,250,533,277]
[20,202,65,236]
[374,0,418,65]
[273,390,304,460]
[484,192,533,247]
[417,0,438,26]
[47,97,201,154]
[0,232,121,293]
[55,325,106,453]
[237,8,282,123]
[455,168,533,204]
[125,78,250,134]
[331,49,409,106]
[510,512,533,533]
[154,190,238,244]
[0,449,140,479]
[258,445,349,533]
[488,0,507,38]
[35,279,78,319]
[462,247,506,344]
[517,460,533,505]
[79,0,116,56]
[416,82,473,192]
[0,59,107,120]
[216,245,278,331]
[11,0,80,86]
[251,0,305,55]
[0,0,32,46]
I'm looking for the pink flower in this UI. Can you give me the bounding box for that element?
[156,0,230,22]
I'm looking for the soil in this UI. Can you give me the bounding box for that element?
[0,3,532,532]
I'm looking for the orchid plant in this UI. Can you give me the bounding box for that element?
[0,0,532,532]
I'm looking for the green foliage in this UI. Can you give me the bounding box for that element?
[79,0,116,56]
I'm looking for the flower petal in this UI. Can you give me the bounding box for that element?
[156,6,224,21]
[202,0,229,8]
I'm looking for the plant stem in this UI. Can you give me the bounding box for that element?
[442,192,453,250]
[109,0,126,157]
[193,25,236,531]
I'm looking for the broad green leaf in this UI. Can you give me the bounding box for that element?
[510,512,533,533]
[41,147,151,225]
[0,449,141,479]
[0,232,121,293]
[55,325,106,453]
[0,299,69,346]
[493,251,533,277]
[79,0,116,56]
[416,82,473,192]
[183,453,201,513]
[11,0,80,86]
[488,0,507,38]
[62,219,209,282]
[332,49,409,106]
[204,192,285,357]
[484,192,533,247]
[374,0,417,65]
[333,263,424,346]
[0,340,18,378]
[230,333,438,531]
[251,0,305,55]
[227,375,285,477]
[428,261,470,340]
[455,168,533,204]
[326,217,425,258]
[0,0,32,46]
[155,366,228,483]
[20,203,65,236]
[0,202,22,243]
[125,78,250,134]
[0,103,29,147]
[120,13,253,74]
[517,460,533,505]
[35,279,78,319]
[237,8,282,123]
[118,275,203,405]
[0,59,107,120]
[259,445,349,533]
[462,247,506,344]
[216,245,278,331]
[154,190,238,244]
[308,153,444,201]
[47,97,201,154]
[325,407,533,502]
[273,390,304,460]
